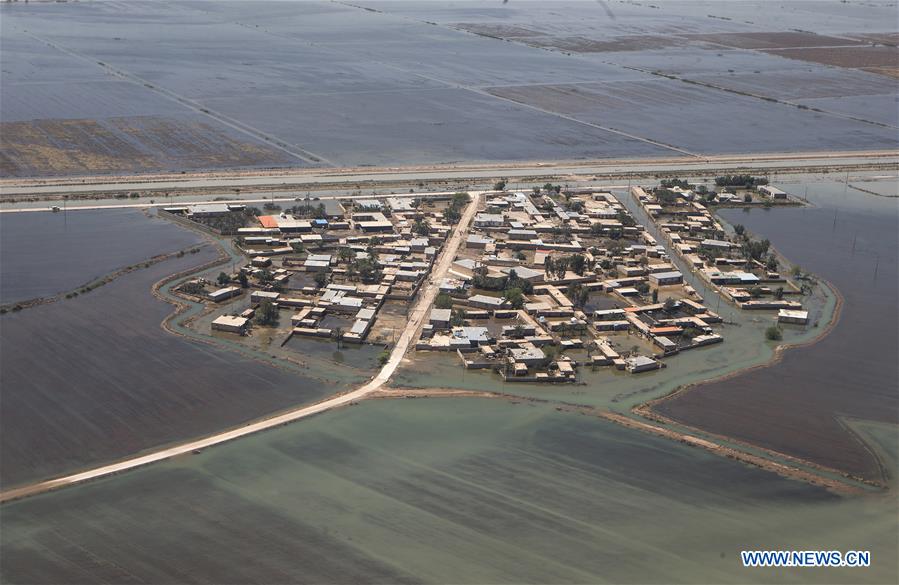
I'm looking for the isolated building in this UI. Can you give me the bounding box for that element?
[212,315,249,334]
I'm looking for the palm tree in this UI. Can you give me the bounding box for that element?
[334,327,344,349]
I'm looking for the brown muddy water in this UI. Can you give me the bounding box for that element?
[656,178,898,482]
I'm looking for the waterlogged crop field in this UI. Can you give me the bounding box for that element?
[655,179,899,483]
[1,0,896,177]
[0,244,350,489]
[1,399,896,584]
[0,209,202,305]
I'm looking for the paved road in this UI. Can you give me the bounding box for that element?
[0,189,483,214]
[2,151,896,198]
[0,192,483,504]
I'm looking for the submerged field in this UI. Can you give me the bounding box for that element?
[654,178,899,482]
[1,398,896,584]
[0,239,353,489]
[2,0,897,176]
[0,209,202,305]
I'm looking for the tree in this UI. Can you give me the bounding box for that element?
[258,270,274,284]
[766,255,779,272]
[255,300,279,326]
[238,272,249,288]
[774,286,784,300]
[765,326,783,341]
[217,272,230,287]
[749,286,764,299]
[334,327,344,349]
[493,179,507,191]
[291,241,305,254]
[660,178,691,189]
[568,254,587,276]
[412,218,431,236]
[663,297,678,313]
[313,271,328,288]
[616,210,636,227]
[338,247,355,264]
[553,257,569,280]
[504,288,525,309]
[543,345,558,364]
[743,193,753,203]
[435,293,454,310]
[511,324,526,339]
[733,224,746,237]
[450,308,466,327]
[655,188,679,204]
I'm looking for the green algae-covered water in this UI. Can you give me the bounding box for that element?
[1,398,896,583]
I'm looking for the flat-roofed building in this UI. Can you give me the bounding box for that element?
[778,309,809,324]
[649,270,683,286]
[208,286,241,302]
[466,234,494,249]
[212,315,250,334]
[429,308,451,328]
[759,185,787,199]
[251,290,281,303]
[467,294,507,310]
[276,217,313,233]
[474,213,504,228]
[700,238,733,251]
[509,343,545,365]
[626,355,661,373]
[188,203,231,217]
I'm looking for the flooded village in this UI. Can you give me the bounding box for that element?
[160,177,815,387]
[1,0,896,582]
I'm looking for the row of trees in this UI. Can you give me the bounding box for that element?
[443,192,470,224]
[287,202,328,219]
[544,254,587,279]
[715,174,768,187]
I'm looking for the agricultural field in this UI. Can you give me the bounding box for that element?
[1,398,896,584]
[0,245,348,489]
[655,178,899,482]
[0,209,203,305]
[1,0,897,177]
[487,79,898,154]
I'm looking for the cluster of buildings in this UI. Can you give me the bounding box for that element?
[413,189,728,380]
[176,195,458,343]
[632,185,809,326]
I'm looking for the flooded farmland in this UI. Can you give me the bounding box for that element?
[0,240,348,489]
[1,398,896,584]
[2,0,897,176]
[655,177,899,482]
[0,209,202,305]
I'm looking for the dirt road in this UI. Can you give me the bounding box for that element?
[0,192,482,504]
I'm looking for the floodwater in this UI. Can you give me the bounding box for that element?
[0,209,202,304]
[0,244,345,489]
[1,398,896,584]
[656,177,899,481]
[2,1,896,176]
